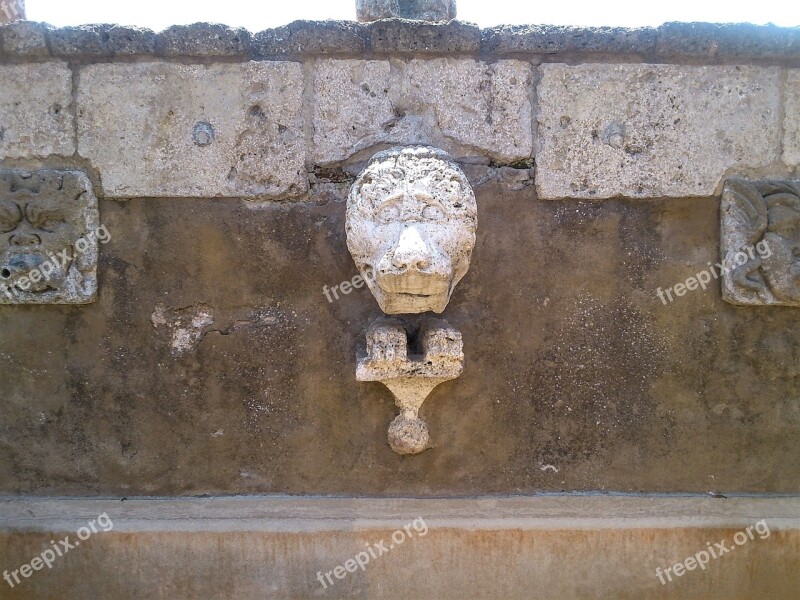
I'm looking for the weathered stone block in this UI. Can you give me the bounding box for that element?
[77,62,307,199]
[49,24,109,57]
[0,20,49,57]
[0,63,74,159]
[157,23,251,57]
[312,59,533,165]
[536,64,782,199]
[481,25,656,56]
[48,24,157,58]
[107,25,157,56]
[253,20,366,57]
[785,70,800,167]
[656,22,800,62]
[368,19,480,54]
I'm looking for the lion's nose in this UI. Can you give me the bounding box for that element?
[9,232,41,246]
[391,226,431,270]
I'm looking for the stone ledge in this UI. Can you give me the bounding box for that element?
[0,496,798,599]
[1,495,799,531]
[1,20,799,63]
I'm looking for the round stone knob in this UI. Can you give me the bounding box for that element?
[388,413,430,455]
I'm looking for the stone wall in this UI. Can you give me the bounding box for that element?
[0,20,799,496]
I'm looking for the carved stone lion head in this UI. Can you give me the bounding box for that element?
[346,146,477,314]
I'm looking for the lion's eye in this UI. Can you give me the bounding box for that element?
[29,212,64,233]
[0,201,22,233]
[422,205,444,221]
[377,205,400,223]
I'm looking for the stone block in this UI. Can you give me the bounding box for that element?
[536,64,782,199]
[77,62,307,199]
[312,59,533,165]
[48,24,157,58]
[367,19,480,54]
[0,20,49,57]
[0,62,74,159]
[656,22,800,62]
[481,25,656,56]
[785,70,800,167]
[253,20,366,57]
[156,23,251,57]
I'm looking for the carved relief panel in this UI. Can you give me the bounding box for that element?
[0,169,99,305]
[721,179,800,307]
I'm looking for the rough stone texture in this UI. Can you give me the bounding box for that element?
[48,24,111,56]
[312,59,533,165]
[1,179,800,494]
[536,64,782,199]
[656,22,800,62]
[48,24,156,58]
[107,25,157,56]
[253,20,366,57]
[368,19,480,54]
[720,178,800,306]
[786,70,800,167]
[0,20,48,57]
[0,62,74,159]
[357,0,457,23]
[157,23,251,57]
[0,169,99,304]
[482,25,656,56]
[77,62,307,198]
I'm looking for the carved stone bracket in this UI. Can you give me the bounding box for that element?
[357,316,463,455]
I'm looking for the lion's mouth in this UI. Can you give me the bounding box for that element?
[1,253,43,279]
[375,271,450,296]
[0,252,66,293]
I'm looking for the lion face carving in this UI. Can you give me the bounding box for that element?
[346,146,477,314]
